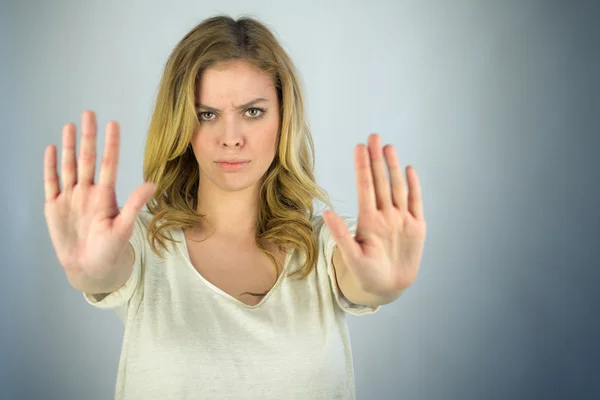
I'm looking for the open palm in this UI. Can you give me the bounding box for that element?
[44,111,155,284]
[323,134,426,297]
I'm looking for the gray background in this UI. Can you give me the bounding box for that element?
[1,0,599,399]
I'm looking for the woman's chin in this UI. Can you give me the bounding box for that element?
[216,176,259,192]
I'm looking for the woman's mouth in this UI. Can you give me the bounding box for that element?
[215,161,250,171]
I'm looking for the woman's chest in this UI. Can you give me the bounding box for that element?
[184,234,286,306]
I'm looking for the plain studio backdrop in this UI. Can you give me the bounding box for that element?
[1,0,599,399]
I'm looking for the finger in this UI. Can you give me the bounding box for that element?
[323,210,361,261]
[384,145,407,211]
[97,121,120,187]
[114,182,157,236]
[355,144,376,215]
[368,134,392,210]
[406,166,424,220]
[44,145,60,202]
[78,110,98,185]
[61,123,77,189]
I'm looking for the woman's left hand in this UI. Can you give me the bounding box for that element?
[323,134,427,299]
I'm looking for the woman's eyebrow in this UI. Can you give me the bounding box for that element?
[195,97,269,112]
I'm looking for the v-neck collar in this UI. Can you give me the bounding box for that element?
[174,226,293,309]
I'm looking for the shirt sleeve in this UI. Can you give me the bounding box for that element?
[315,214,381,316]
[82,210,147,317]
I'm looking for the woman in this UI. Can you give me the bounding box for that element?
[43,14,426,400]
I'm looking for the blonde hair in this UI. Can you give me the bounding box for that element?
[142,14,333,280]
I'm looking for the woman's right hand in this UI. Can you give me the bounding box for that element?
[44,110,156,289]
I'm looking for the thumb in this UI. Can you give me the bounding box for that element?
[323,210,361,261]
[114,182,156,236]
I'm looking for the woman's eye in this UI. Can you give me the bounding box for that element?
[198,112,214,121]
[197,107,266,122]
[246,107,266,118]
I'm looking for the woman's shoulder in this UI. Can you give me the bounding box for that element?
[136,209,154,224]
[310,213,326,230]
[119,208,155,235]
[310,212,357,228]
[310,213,357,240]
[117,207,154,224]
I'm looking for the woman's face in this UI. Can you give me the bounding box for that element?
[191,59,281,194]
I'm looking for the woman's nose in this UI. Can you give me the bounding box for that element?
[219,119,244,147]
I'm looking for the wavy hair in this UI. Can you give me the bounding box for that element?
[141,14,332,280]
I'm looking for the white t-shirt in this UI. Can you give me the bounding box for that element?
[83,210,380,399]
